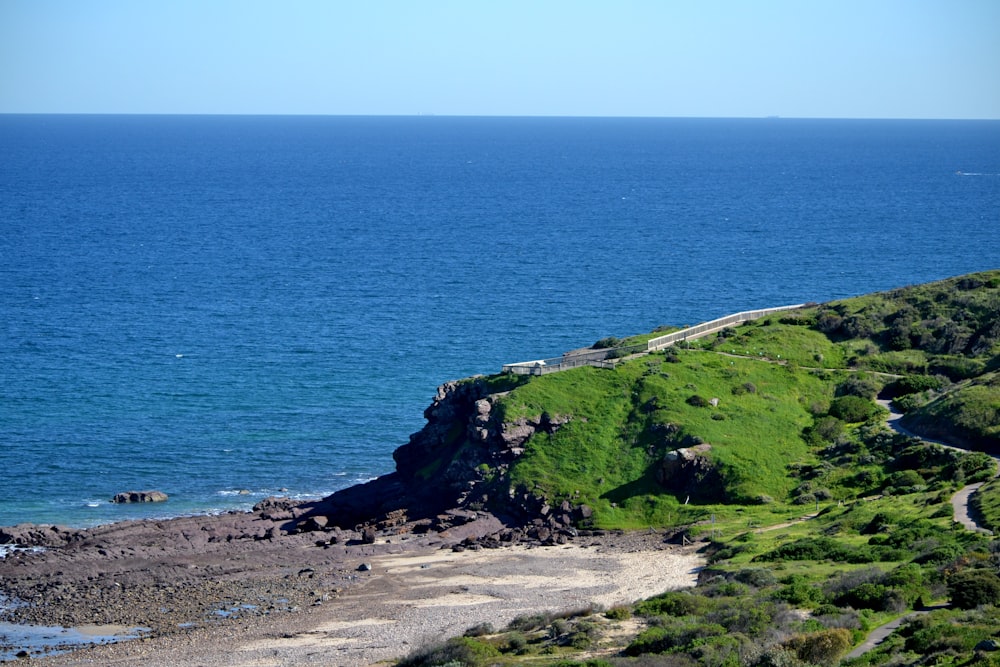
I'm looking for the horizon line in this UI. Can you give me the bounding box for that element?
[1,112,999,122]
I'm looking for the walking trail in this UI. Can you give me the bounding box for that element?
[877,398,999,535]
[841,399,1000,659]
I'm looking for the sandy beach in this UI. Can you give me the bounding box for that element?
[0,510,703,667]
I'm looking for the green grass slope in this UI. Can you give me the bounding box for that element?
[480,271,997,530]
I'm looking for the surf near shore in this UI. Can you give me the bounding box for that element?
[0,506,703,666]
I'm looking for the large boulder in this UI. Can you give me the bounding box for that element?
[657,444,723,501]
[111,490,168,504]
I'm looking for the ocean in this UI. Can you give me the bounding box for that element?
[1,115,998,528]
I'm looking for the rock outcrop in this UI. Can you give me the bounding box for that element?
[111,490,169,504]
[292,377,580,537]
[0,523,81,547]
[657,444,723,501]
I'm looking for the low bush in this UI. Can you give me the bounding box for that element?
[829,395,877,423]
[734,568,777,588]
[774,576,827,606]
[605,605,631,620]
[635,591,711,617]
[625,622,728,657]
[398,636,499,667]
[835,582,907,612]
[686,394,709,408]
[930,357,985,381]
[804,416,845,445]
[784,628,852,666]
[888,374,945,396]
[883,469,926,494]
[948,569,1000,609]
[754,537,867,563]
[836,375,879,399]
[463,622,494,637]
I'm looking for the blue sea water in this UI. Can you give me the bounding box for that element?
[1,115,998,528]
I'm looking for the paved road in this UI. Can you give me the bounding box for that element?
[876,398,999,535]
[844,611,920,659]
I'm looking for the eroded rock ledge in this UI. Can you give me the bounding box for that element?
[290,377,586,544]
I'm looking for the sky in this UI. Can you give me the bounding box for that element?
[1,0,998,119]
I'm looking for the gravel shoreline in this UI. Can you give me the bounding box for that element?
[0,509,704,666]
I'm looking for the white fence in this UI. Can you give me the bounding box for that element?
[644,304,806,351]
[502,304,805,376]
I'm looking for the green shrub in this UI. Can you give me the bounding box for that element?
[626,626,671,655]
[884,469,925,494]
[504,631,528,653]
[507,613,550,632]
[804,416,845,445]
[784,628,852,666]
[686,394,709,408]
[956,451,998,483]
[625,622,727,656]
[948,569,1000,609]
[930,357,985,381]
[754,537,860,563]
[836,375,879,399]
[705,600,776,635]
[463,622,494,637]
[605,605,631,620]
[889,375,945,396]
[734,568,778,588]
[829,395,877,422]
[913,544,964,566]
[398,636,499,667]
[635,591,711,617]
[774,576,827,605]
[835,582,907,612]
[904,615,996,654]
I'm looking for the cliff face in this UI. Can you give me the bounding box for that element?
[294,376,587,539]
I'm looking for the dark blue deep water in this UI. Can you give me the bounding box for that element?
[2,115,998,527]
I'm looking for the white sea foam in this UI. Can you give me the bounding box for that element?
[0,544,45,560]
[215,489,254,497]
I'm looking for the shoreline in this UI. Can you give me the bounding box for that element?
[0,507,704,666]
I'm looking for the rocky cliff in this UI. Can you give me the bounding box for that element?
[290,376,598,544]
[291,373,713,545]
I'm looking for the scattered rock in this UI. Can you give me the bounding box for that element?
[301,515,328,532]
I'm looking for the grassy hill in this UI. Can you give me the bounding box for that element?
[394,270,1000,667]
[470,270,1000,532]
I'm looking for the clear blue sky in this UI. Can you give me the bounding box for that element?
[1,0,998,118]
